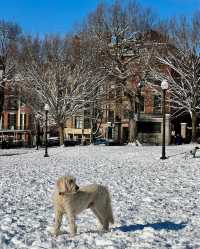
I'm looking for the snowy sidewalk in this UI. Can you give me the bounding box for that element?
[0,144,200,248]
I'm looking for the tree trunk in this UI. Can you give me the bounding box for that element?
[128,96,137,143]
[36,120,40,149]
[59,124,64,145]
[90,104,94,144]
[129,117,136,143]
[192,111,197,142]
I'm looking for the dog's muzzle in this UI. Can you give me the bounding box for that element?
[75,185,79,191]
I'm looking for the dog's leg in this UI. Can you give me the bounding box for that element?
[91,206,109,231]
[106,197,114,224]
[67,212,77,237]
[103,220,109,231]
[96,198,112,231]
[53,209,63,237]
[99,213,109,231]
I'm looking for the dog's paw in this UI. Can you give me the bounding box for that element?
[52,229,63,238]
[97,223,103,230]
[69,228,77,237]
[97,225,109,233]
[69,232,76,237]
[46,226,60,237]
[53,232,59,238]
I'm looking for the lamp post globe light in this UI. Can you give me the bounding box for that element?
[44,104,50,157]
[160,79,169,160]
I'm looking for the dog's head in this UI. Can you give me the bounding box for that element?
[56,176,79,195]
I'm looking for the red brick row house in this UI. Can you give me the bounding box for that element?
[0,81,33,147]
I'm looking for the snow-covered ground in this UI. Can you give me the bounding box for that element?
[0,144,200,249]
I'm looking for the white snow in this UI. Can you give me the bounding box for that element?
[0,144,200,248]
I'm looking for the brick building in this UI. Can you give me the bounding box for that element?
[0,81,33,147]
[63,31,172,145]
[64,111,91,144]
[99,82,171,145]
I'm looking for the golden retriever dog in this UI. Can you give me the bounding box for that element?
[53,176,114,237]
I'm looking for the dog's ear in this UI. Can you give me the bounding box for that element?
[57,177,68,194]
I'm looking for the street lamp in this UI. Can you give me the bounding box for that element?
[35,113,40,150]
[44,104,49,157]
[160,79,168,160]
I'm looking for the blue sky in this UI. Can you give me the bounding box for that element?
[0,0,199,36]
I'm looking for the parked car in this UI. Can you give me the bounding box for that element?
[93,138,125,146]
[47,137,60,147]
[93,138,108,145]
[105,139,122,146]
[1,138,24,149]
[64,139,79,147]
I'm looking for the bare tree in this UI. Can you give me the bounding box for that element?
[151,49,200,142]
[0,20,21,118]
[19,36,106,144]
[82,0,162,142]
[150,12,200,142]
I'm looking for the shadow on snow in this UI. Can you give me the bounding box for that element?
[114,221,187,233]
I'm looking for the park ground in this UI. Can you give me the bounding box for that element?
[0,144,200,249]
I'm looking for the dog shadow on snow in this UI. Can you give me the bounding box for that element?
[114,221,187,233]
[57,221,187,236]
[193,155,200,158]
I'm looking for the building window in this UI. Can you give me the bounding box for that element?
[108,127,113,139]
[109,85,115,99]
[138,121,161,133]
[1,114,4,129]
[153,95,161,113]
[10,99,18,110]
[6,97,18,110]
[8,113,16,130]
[123,110,129,119]
[75,117,82,129]
[84,110,90,129]
[20,113,27,130]
[116,87,122,97]
[140,96,145,112]
[108,110,114,123]
[84,118,90,129]
[24,114,27,129]
[20,114,22,129]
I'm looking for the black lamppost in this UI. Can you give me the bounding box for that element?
[44,104,49,157]
[36,115,39,150]
[160,79,169,160]
[35,113,41,150]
